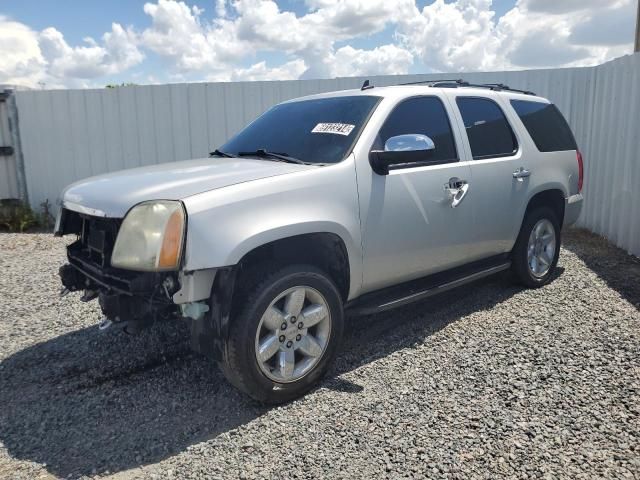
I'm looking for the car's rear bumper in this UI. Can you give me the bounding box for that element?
[564,193,583,227]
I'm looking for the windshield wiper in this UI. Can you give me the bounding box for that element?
[237,149,312,165]
[209,149,234,158]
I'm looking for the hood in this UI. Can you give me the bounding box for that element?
[62,157,313,217]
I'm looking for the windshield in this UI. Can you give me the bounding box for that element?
[219,95,381,164]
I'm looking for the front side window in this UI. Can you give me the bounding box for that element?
[510,100,577,152]
[456,97,518,160]
[374,96,458,164]
[220,95,381,164]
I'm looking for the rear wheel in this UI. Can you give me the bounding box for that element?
[220,264,344,404]
[511,207,561,288]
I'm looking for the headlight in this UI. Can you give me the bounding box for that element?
[111,201,186,271]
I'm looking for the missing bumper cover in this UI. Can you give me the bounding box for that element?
[59,260,179,333]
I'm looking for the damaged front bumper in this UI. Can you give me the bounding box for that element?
[60,242,182,334]
[57,207,236,358]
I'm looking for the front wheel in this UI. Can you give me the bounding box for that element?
[511,207,561,288]
[220,264,344,404]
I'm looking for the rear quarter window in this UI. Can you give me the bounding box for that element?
[510,100,577,152]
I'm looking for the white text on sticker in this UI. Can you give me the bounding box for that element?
[311,123,355,136]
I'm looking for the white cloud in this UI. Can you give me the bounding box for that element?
[0,16,46,87]
[137,0,412,79]
[139,0,413,78]
[230,59,307,81]
[141,0,257,75]
[503,28,591,67]
[206,59,307,82]
[326,44,414,77]
[495,0,635,69]
[215,0,228,18]
[40,24,143,80]
[568,1,636,46]
[396,0,501,72]
[300,0,412,38]
[395,0,635,72]
[0,0,636,88]
[0,16,142,88]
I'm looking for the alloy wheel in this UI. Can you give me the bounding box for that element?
[527,218,556,278]
[254,286,332,383]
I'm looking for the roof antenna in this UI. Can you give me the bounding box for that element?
[361,79,374,90]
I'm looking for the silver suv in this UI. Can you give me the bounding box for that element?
[55,79,584,403]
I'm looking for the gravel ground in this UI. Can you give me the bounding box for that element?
[0,229,638,480]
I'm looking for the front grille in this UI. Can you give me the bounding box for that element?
[62,209,122,268]
[62,208,173,298]
[81,215,121,268]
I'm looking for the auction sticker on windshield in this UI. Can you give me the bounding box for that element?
[311,123,355,136]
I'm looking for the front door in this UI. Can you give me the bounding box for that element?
[359,96,477,293]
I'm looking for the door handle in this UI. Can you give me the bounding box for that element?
[444,178,469,208]
[513,167,531,181]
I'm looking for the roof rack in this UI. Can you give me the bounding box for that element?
[397,78,464,86]
[396,78,536,96]
[470,82,537,96]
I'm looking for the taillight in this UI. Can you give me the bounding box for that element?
[576,150,584,193]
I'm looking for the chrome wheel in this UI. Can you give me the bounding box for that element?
[527,218,556,278]
[255,286,331,383]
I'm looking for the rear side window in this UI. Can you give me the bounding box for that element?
[510,100,577,152]
[375,96,457,164]
[456,97,518,159]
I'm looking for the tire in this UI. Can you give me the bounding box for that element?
[511,207,561,288]
[220,264,344,404]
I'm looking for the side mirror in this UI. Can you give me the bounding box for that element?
[369,134,436,175]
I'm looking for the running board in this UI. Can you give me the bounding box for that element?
[346,260,511,316]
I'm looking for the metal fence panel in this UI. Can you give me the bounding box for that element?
[13,54,640,256]
[0,93,19,200]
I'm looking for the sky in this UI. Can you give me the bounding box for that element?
[0,0,636,89]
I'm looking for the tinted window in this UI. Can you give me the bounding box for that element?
[456,97,517,159]
[375,96,457,164]
[221,95,381,164]
[511,100,577,152]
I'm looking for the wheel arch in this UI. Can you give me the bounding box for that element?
[508,187,566,253]
[524,188,565,225]
[235,231,352,302]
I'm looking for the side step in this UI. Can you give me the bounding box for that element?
[346,257,511,316]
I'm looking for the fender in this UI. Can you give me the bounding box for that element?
[181,157,364,300]
[510,181,568,246]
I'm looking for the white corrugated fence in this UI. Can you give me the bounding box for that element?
[9,54,640,256]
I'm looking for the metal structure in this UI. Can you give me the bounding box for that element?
[0,90,27,201]
[8,53,640,257]
[635,0,640,53]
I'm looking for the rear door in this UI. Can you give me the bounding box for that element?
[448,94,530,256]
